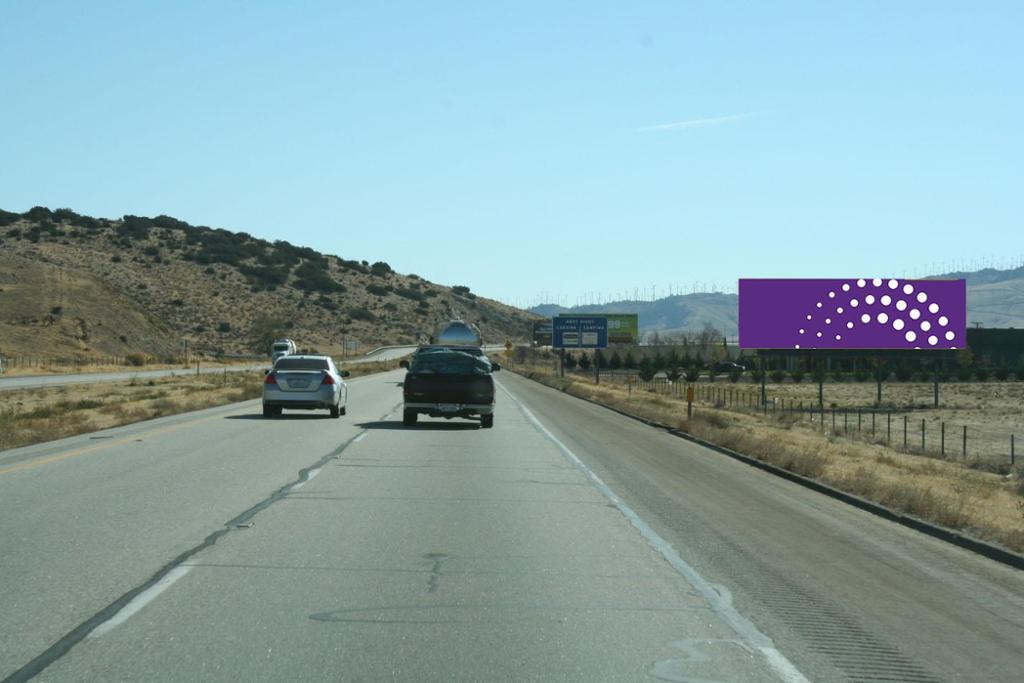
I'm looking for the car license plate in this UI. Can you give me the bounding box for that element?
[438,403,459,413]
[289,380,310,388]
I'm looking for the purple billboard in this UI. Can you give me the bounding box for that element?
[739,278,967,350]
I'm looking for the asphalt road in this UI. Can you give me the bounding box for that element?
[1,370,1022,681]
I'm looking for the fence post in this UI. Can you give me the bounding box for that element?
[871,411,876,438]
[941,422,945,456]
[904,415,908,450]
[857,409,862,432]
[963,425,967,458]
[844,410,848,432]
[832,407,835,432]
[1011,434,1015,467]
[921,418,925,451]
[887,412,891,443]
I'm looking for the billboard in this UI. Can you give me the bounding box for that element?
[553,316,608,349]
[558,313,638,343]
[739,278,966,350]
[532,320,553,346]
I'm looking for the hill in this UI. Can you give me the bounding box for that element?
[532,271,1024,340]
[0,207,538,360]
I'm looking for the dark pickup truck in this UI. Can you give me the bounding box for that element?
[400,347,499,428]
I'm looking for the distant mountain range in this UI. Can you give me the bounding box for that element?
[530,268,1024,339]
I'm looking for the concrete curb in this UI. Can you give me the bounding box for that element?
[517,371,1024,572]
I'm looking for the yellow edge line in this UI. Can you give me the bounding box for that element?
[0,372,389,476]
[0,406,252,476]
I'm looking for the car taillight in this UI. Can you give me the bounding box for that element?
[321,373,335,386]
[264,373,277,385]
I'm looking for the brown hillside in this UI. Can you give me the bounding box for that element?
[0,208,538,360]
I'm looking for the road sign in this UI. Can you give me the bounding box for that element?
[557,313,637,343]
[532,321,553,346]
[553,317,608,349]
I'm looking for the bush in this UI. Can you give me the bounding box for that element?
[369,261,393,277]
[609,352,623,370]
[729,368,741,383]
[770,369,786,383]
[750,369,764,383]
[563,352,577,371]
[853,369,870,382]
[23,206,53,222]
[975,367,991,382]
[394,286,425,301]
[956,366,973,381]
[217,322,231,333]
[125,352,147,367]
[684,366,700,382]
[790,369,805,383]
[994,366,1011,381]
[894,366,913,382]
[577,353,592,371]
[832,370,845,382]
[1014,365,1024,381]
[349,307,375,322]
[366,283,392,297]
[665,367,682,382]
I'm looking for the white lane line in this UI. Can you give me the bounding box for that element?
[88,565,194,638]
[498,381,809,683]
[354,433,368,443]
[292,467,323,490]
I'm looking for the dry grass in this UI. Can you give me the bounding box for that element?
[0,359,398,453]
[0,371,265,452]
[513,360,1024,554]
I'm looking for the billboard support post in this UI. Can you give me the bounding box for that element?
[759,356,766,407]
[559,348,565,378]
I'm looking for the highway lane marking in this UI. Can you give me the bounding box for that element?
[354,433,368,443]
[0,374,385,477]
[88,566,194,638]
[497,381,810,683]
[292,467,322,489]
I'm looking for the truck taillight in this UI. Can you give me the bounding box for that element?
[264,373,277,385]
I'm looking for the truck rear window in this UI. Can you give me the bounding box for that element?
[410,350,491,376]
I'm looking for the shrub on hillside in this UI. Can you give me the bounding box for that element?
[770,369,786,383]
[349,307,375,322]
[789,369,805,383]
[975,367,991,382]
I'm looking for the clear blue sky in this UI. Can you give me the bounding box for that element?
[2,1,1022,308]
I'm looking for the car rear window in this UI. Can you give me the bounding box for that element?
[274,357,329,371]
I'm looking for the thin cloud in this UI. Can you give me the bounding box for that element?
[637,112,758,132]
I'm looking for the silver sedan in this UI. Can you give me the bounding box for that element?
[262,355,349,418]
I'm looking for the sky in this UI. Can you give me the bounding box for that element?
[2,1,1022,308]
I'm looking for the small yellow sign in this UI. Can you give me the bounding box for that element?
[686,386,695,403]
